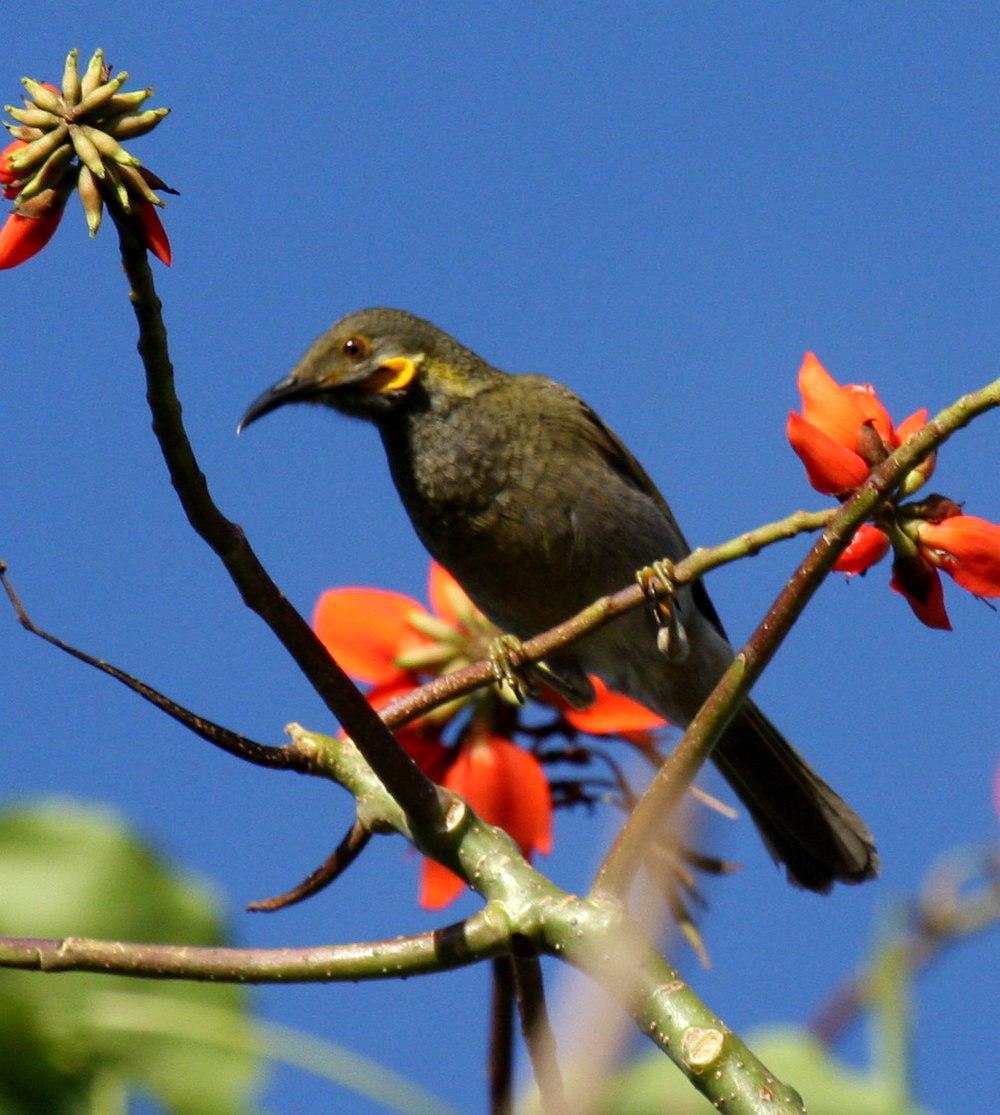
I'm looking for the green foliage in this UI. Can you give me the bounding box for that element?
[0,800,258,1114]
[599,1027,931,1115]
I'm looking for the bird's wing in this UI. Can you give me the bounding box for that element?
[544,379,729,640]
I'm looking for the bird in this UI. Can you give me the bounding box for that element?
[240,307,878,892]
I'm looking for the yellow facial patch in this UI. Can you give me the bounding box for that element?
[364,356,421,394]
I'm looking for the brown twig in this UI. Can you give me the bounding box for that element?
[490,957,516,1115]
[0,562,297,771]
[111,212,444,830]
[247,821,371,912]
[511,950,567,1114]
[593,377,1000,899]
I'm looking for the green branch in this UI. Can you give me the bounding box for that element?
[0,904,510,983]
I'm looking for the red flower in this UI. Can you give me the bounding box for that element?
[313,583,436,687]
[562,675,666,736]
[830,511,1000,630]
[916,516,1000,599]
[1,140,26,195]
[833,523,891,576]
[0,196,67,270]
[787,353,932,496]
[313,561,666,907]
[890,555,952,631]
[421,733,552,909]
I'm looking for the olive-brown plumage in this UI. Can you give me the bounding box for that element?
[241,307,878,892]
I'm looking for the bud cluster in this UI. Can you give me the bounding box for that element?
[1,49,173,268]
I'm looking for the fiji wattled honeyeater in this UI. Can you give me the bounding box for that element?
[241,307,878,892]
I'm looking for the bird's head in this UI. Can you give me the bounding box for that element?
[239,307,494,431]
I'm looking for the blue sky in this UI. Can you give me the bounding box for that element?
[3,4,997,1111]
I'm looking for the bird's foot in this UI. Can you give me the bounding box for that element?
[488,633,532,705]
[636,559,690,664]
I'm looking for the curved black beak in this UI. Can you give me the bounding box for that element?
[237,375,320,434]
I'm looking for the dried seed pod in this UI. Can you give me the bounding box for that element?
[105,107,170,140]
[8,123,69,173]
[61,48,81,105]
[80,49,106,98]
[21,77,63,114]
[5,104,61,127]
[77,164,104,236]
[79,123,139,167]
[117,163,164,206]
[68,123,106,179]
[70,71,129,120]
[14,143,73,203]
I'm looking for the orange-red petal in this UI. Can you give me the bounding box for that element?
[564,675,666,734]
[917,516,1000,598]
[787,412,870,494]
[420,735,552,909]
[833,524,890,575]
[419,856,467,909]
[313,587,433,685]
[427,561,471,627]
[890,559,951,630]
[895,408,928,444]
[0,140,26,185]
[0,205,65,269]
[843,384,896,448]
[798,352,865,449]
[136,199,172,266]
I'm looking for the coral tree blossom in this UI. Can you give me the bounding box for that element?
[787,352,932,496]
[313,561,664,907]
[787,353,1000,628]
[1,54,172,269]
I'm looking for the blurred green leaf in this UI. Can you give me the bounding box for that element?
[0,799,258,1114]
[597,1027,931,1115]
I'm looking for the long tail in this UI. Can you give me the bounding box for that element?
[712,701,878,892]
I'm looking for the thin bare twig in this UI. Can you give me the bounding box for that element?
[0,562,297,771]
[490,957,516,1115]
[511,951,567,1115]
[247,821,371,912]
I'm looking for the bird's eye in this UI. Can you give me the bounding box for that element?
[342,336,370,359]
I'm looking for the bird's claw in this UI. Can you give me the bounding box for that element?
[488,633,531,704]
[636,559,690,664]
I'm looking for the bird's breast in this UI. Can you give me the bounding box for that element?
[379,397,684,638]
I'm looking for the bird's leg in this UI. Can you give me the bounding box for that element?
[636,559,690,664]
[488,633,533,704]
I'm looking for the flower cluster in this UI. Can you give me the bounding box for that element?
[788,353,1000,628]
[313,562,666,907]
[1,49,172,270]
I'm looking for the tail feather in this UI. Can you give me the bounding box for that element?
[712,701,878,892]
